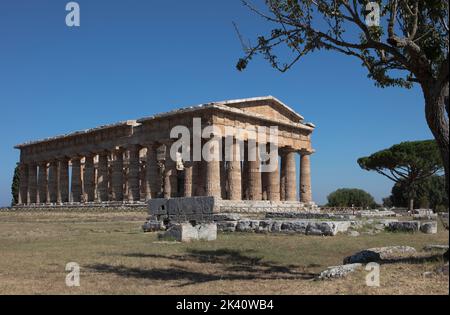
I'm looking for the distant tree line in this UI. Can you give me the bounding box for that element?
[326,188,378,209]
[383,175,448,212]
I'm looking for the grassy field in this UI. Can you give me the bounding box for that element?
[0,212,448,295]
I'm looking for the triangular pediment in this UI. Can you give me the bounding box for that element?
[218,96,304,123]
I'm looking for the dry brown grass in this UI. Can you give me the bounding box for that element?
[0,212,448,295]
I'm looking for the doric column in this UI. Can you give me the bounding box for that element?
[28,163,37,204]
[248,142,262,200]
[280,154,286,201]
[58,158,70,203]
[111,148,124,201]
[83,155,95,202]
[193,161,205,196]
[18,163,28,205]
[204,136,221,198]
[48,160,58,203]
[220,160,227,199]
[262,171,269,201]
[71,157,82,203]
[97,152,109,202]
[163,143,178,198]
[128,145,141,202]
[183,161,194,197]
[300,152,313,203]
[145,144,160,200]
[227,138,242,201]
[37,162,48,204]
[267,145,280,202]
[281,149,297,201]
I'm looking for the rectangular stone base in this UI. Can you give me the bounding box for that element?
[148,197,316,223]
[158,223,217,242]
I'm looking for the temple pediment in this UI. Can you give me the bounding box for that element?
[218,96,304,124]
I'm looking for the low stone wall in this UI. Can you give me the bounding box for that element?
[216,200,317,213]
[216,219,354,236]
[8,202,147,213]
[148,197,319,223]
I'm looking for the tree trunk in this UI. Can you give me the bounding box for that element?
[422,81,449,192]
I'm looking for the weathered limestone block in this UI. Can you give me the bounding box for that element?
[420,222,438,234]
[236,220,260,232]
[197,224,217,241]
[217,221,238,232]
[158,223,217,242]
[148,197,217,222]
[343,246,417,264]
[357,210,397,218]
[280,221,308,234]
[413,213,438,220]
[256,220,274,233]
[387,221,420,233]
[213,213,241,221]
[318,263,362,280]
[423,244,449,252]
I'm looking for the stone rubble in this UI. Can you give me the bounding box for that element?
[343,246,417,264]
[318,263,362,280]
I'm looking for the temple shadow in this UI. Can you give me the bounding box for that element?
[89,248,316,287]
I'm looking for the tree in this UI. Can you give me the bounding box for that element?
[11,163,20,206]
[389,175,448,211]
[237,0,449,192]
[327,188,377,208]
[358,140,443,210]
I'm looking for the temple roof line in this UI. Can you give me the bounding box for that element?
[15,96,314,149]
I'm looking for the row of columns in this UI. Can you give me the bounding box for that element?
[17,142,312,205]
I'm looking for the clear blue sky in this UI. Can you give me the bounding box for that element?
[0,0,433,207]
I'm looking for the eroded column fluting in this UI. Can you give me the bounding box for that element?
[128,145,141,202]
[204,138,221,199]
[164,143,178,198]
[283,149,297,201]
[183,161,194,197]
[84,155,95,202]
[112,148,124,201]
[227,138,242,201]
[97,152,109,202]
[248,142,262,201]
[300,152,312,203]
[267,146,280,202]
[145,144,160,200]
[37,162,48,204]
[71,157,82,203]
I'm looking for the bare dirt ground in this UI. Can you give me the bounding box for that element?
[0,211,448,295]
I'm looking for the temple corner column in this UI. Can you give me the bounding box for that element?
[300,150,313,204]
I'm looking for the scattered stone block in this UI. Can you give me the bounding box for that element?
[158,223,217,242]
[348,231,360,237]
[420,222,438,234]
[343,246,417,264]
[318,263,362,280]
[387,221,420,233]
[423,245,449,252]
[197,223,217,241]
[217,221,237,232]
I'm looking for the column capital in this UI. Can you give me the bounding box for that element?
[280,146,296,154]
[299,149,315,156]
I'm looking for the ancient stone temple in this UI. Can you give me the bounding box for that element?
[14,96,315,211]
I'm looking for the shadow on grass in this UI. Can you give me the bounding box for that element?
[88,249,316,287]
